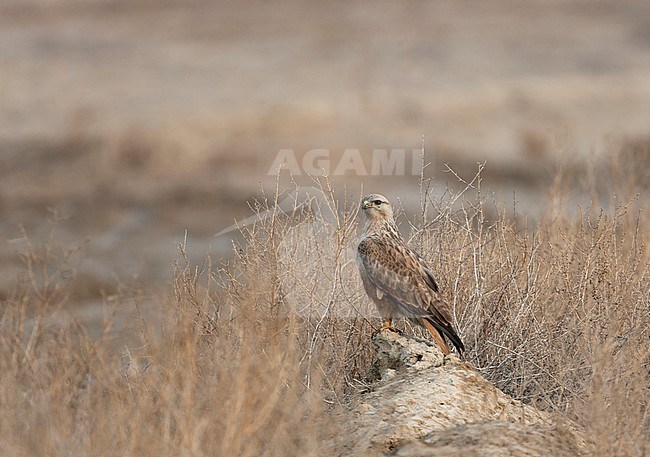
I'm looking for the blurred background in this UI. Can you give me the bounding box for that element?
[1,0,649,320]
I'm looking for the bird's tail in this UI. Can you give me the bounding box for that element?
[423,317,465,356]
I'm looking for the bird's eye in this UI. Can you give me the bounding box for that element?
[373,200,383,205]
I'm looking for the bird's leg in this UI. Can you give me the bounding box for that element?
[379,319,394,332]
[372,318,403,336]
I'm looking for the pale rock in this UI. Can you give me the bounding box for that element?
[338,330,589,456]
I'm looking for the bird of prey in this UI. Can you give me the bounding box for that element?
[356,194,465,355]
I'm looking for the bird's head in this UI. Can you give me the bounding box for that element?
[361,194,394,222]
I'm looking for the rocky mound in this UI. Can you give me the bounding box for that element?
[337,330,589,456]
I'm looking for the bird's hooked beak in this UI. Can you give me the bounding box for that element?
[361,198,372,210]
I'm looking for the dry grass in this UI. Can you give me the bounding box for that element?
[0,221,334,456]
[1,151,648,456]
[419,162,649,455]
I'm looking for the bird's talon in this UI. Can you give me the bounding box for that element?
[372,323,403,337]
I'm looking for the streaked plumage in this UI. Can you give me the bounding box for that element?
[356,194,465,355]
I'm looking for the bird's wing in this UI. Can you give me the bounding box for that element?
[357,236,452,324]
[414,251,440,292]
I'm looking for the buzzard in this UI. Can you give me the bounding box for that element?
[356,194,465,355]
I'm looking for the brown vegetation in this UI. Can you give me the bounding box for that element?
[0,152,648,456]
